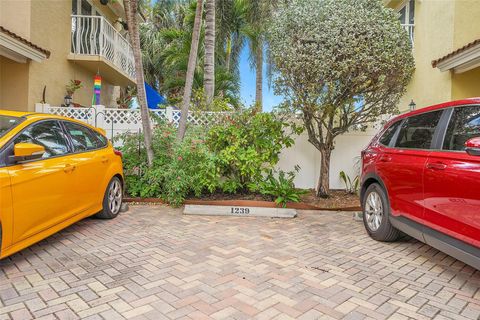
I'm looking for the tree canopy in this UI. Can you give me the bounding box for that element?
[268,0,415,196]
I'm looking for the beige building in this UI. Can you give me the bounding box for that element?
[0,0,135,111]
[385,0,480,112]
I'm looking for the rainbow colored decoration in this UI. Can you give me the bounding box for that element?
[92,74,101,105]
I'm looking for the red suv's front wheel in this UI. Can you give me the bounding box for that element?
[362,183,400,242]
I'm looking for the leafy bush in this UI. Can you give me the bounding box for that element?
[251,167,307,207]
[190,88,235,111]
[206,110,298,193]
[118,121,219,206]
[119,110,302,206]
[339,171,360,195]
[160,136,220,206]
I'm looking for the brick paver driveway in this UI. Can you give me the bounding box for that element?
[1,206,479,320]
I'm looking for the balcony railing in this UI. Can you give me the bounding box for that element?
[71,15,135,80]
[402,23,415,47]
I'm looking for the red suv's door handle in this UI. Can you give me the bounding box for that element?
[380,155,392,162]
[426,162,447,170]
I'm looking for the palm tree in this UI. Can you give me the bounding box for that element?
[124,0,154,166]
[245,0,278,111]
[140,0,188,92]
[140,0,247,107]
[204,0,215,105]
[244,27,263,112]
[141,2,242,107]
[177,0,204,141]
[216,0,248,80]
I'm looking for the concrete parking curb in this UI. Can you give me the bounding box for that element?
[183,204,297,218]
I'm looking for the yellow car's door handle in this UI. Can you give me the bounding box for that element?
[63,164,76,173]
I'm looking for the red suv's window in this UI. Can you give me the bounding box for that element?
[442,106,480,151]
[395,111,443,149]
[379,121,402,147]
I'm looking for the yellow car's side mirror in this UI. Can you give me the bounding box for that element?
[12,143,45,163]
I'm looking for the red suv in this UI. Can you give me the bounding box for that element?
[361,99,480,269]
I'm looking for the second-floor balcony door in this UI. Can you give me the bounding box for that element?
[71,0,101,56]
[69,0,136,80]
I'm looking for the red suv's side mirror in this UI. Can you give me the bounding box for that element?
[465,137,480,156]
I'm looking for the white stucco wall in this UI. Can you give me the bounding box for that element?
[277,128,377,190]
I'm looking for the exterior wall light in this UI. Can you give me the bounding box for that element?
[64,95,73,107]
[409,99,416,111]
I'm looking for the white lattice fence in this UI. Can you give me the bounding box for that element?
[35,104,231,142]
[43,106,96,125]
[186,111,232,126]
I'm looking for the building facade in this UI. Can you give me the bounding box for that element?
[385,0,480,112]
[0,0,135,111]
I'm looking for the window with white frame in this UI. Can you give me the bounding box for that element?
[72,0,100,16]
[398,0,415,46]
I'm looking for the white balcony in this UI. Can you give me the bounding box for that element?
[70,15,135,86]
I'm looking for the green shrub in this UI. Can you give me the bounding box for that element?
[339,171,360,195]
[206,110,297,193]
[119,110,301,206]
[161,136,220,206]
[118,121,219,206]
[250,167,307,207]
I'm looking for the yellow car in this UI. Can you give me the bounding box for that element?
[0,110,124,259]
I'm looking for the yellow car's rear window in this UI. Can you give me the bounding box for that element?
[0,115,23,138]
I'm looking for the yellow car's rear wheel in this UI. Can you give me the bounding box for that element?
[96,176,123,219]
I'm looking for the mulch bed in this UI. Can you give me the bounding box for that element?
[300,190,361,209]
[124,190,361,211]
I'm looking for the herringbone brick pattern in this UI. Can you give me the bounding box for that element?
[1,206,479,319]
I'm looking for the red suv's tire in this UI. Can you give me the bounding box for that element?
[362,183,400,242]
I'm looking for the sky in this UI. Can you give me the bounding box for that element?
[238,46,283,112]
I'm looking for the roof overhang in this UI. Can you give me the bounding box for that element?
[106,0,127,20]
[432,39,480,74]
[0,27,50,63]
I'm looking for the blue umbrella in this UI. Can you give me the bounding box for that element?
[145,82,167,109]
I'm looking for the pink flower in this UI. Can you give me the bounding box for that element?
[177,156,183,161]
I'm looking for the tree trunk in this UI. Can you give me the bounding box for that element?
[204,0,215,105]
[317,148,332,198]
[177,0,204,141]
[124,0,154,166]
[254,42,263,112]
[225,36,232,72]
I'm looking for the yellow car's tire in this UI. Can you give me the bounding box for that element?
[95,176,123,219]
